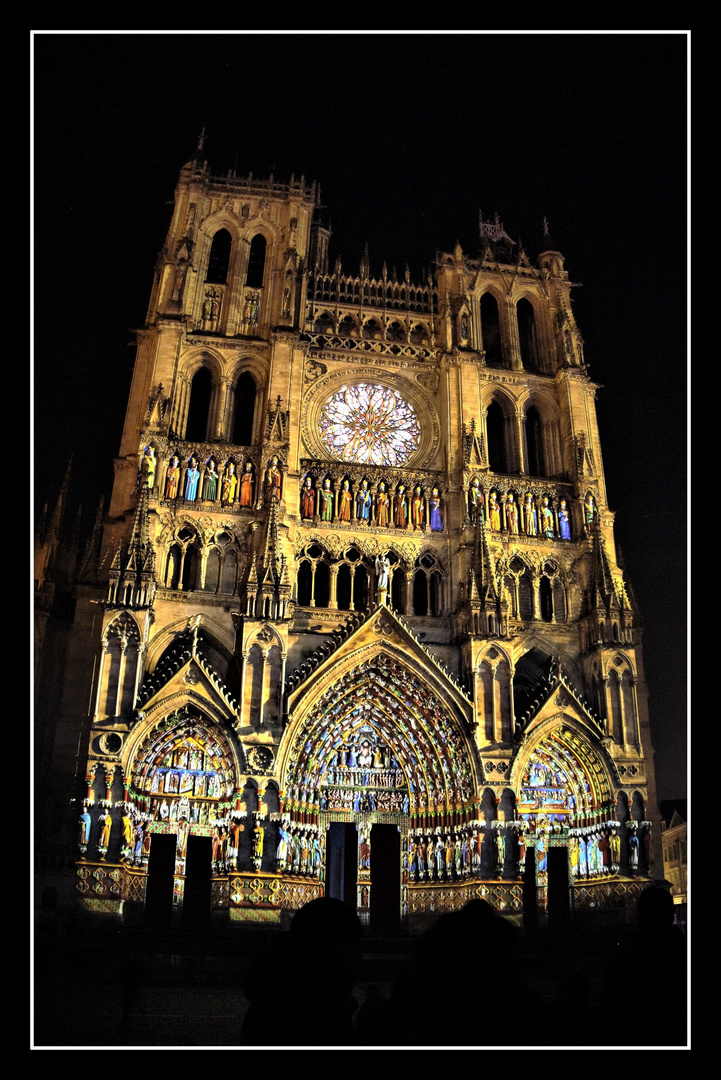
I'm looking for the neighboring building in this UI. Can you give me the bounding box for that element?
[660,801,688,910]
[35,141,662,925]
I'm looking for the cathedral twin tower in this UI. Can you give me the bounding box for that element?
[45,144,660,922]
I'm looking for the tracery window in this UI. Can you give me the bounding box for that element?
[319,383,421,467]
[412,552,444,616]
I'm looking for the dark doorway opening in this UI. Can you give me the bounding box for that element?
[370,824,400,933]
[145,833,175,926]
[326,822,357,908]
[183,834,212,927]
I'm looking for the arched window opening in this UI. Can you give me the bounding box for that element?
[480,660,494,741]
[553,578,566,621]
[220,550,238,594]
[297,561,312,606]
[608,669,623,742]
[487,400,510,473]
[525,406,546,477]
[337,563,352,611]
[480,293,503,367]
[413,569,428,616]
[517,298,539,372]
[391,567,406,612]
[204,548,221,593]
[232,372,257,446]
[354,565,368,610]
[497,661,512,741]
[185,366,213,442]
[181,542,201,592]
[430,569,443,616]
[539,576,553,622]
[621,671,637,747]
[518,572,534,620]
[206,229,231,284]
[102,636,121,717]
[246,234,266,288]
[314,311,335,336]
[314,561,330,608]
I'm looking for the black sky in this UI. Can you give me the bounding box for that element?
[32,31,688,803]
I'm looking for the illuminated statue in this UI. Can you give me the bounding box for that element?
[338,479,352,522]
[98,811,112,850]
[506,493,519,533]
[411,486,425,529]
[165,455,180,499]
[184,456,200,501]
[320,478,334,521]
[376,482,390,526]
[301,476,315,519]
[221,462,237,507]
[240,462,254,507]
[202,458,218,501]
[264,456,282,503]
[541,497,555,538]
[488,491,501,531]
[429,487,443,531]
[142,446,156,490]
[375,554,391,593]
[356,479,372,521]
[79,808,92,846]
[394,484,409,528]
[523,493,537,535]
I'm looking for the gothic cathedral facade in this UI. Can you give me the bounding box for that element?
[44,146,661,923]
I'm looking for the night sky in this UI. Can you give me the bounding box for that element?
[32,31,688,803]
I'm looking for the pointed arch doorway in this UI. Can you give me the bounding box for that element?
[323,816,403,929]
[282,650,478,927]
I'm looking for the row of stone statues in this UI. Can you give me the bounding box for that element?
[199,288,260,334]
[142,446,596,540]
[275,823,324,876]
[301,476,444,530]
[142,447,283,508]
[81,806,651,880]
[469,480,598,539]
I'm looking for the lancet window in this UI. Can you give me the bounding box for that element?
[185,366,214,442]
[246,234,267,288]
[412,552,444,617]
[480,292,504,367]
[231,371,258,446]
[517,297,540,372]
[206,228,232,284]
[164,526,202,592]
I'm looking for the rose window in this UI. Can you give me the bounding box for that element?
[318,384,421,466]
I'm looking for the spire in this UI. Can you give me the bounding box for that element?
[106,484,156,608]
[542,215,553,249]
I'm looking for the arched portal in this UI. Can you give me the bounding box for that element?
[127,705,242,918]
[514,722,616,883]
[281,652,477,920]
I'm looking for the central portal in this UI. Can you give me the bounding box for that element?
[324,818,402,928]
[369,823,400,931]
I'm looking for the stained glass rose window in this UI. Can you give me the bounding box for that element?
[319,384,421,466]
